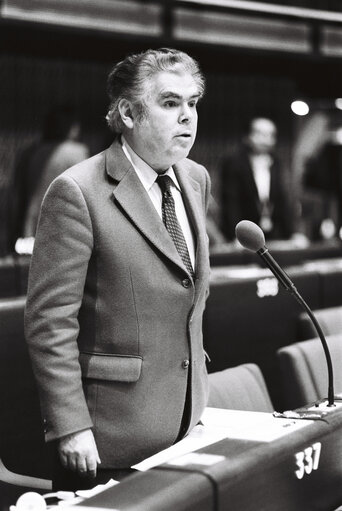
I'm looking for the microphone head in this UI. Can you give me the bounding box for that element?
[235,220,266,252]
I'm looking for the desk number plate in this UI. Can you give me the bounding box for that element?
[294,442,321,479]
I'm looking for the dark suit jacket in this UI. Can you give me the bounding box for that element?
[220,147,295,240]
[25,139,211,468]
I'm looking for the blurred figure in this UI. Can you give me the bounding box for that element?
[9,106,89,252]
[220,117,303,242]
[206,196,227,247]
[303,124,342,241]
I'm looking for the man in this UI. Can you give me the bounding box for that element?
[303,127,342,240]
[9,106,89,252]
[220,117,298,241]
[25,48,211,490]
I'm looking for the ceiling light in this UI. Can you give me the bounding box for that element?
[335,98,342,110]
[291,100,309,116]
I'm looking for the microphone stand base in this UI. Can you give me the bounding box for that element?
[273,399,342,421]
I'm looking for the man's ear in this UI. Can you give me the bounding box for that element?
[118,99,134,129]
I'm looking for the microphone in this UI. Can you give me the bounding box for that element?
[235,220,335,407]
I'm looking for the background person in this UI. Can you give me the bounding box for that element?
[9,106,89,252]
[303,123,342,240]
[220,117,303,242]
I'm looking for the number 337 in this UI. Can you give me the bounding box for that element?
[295,442,321,480]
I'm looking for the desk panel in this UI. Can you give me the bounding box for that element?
[321,269,342,307]
[79,405,342,511]
[0,255,30,298]
[78,469,214,511]
[171,407,342,511]
[0,256,17,297]
[14,255,30,296]
[210,243,254,267]
[210,240,342,268]
[301,259,342,308]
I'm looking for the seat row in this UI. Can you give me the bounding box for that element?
[1,295,342,501]
[204,261,342,409]
[209,330,342,413]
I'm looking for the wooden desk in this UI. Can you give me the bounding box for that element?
[76,404,342,511]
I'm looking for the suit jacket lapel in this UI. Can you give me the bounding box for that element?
[173,161,207,283]
[105,140,190,275]
[242,152,259,203]
[269,158,277,204]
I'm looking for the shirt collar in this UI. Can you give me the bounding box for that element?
[250,153,273,166]
[121,136,181,192]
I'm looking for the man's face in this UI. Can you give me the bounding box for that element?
[127,69,201,172]
[248,118,277,155]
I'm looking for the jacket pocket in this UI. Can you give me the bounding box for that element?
[79,352,142,382]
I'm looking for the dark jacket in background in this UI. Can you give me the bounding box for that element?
[220,146,295,240]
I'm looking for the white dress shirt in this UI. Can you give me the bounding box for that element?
[249,153,273,232]
[249,153,272,203]
[121,137,196,270]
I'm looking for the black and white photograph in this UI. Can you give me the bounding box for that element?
[1,1,342,510]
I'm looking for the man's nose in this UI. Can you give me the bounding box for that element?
[179,104,192,123]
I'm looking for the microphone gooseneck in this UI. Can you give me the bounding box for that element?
[235,220,335,407]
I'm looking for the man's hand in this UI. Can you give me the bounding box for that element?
[58,429,101,478]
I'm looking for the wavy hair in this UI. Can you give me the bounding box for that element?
[106,48,205,134]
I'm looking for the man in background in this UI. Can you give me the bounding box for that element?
[303,123,342,240]
[25,48,211,491]
[9,106,89,252]
[220,117,301,241]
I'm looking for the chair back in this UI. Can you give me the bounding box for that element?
[277,334,342,410]
[208,363,274,412]
[0,296,51,487]
[298,306,342,340]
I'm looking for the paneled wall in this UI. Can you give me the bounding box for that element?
[0,54,111,254]
[0,49,296,254]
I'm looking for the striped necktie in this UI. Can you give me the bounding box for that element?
[156,174,194,280]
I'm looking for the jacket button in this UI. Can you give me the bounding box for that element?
[182,359,190,369]
[182,278,191,288]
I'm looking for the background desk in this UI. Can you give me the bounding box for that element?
[301,259,342,308]
[0,255,30,298]
[0,256,18,298]
[209,240,342,268]
[203,266,322,409]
